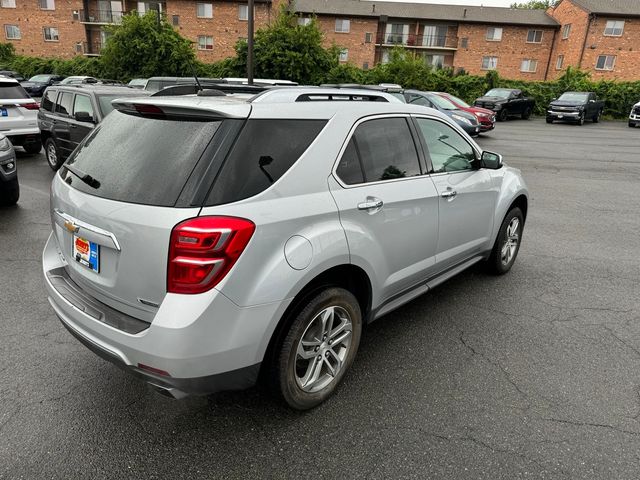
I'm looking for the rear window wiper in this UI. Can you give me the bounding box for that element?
[63,164,101,189]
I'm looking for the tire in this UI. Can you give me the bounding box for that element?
[23,141,41,154]
[498,109,508,122]
[521,107,532,120]
[0,178,19,206]
[630,122,636,128]
[577,112,585,126]
[487,207,524,275]
[593,110,602,123]
[45,138,62,171]
[546,118,553,124]
[270,287,362,410]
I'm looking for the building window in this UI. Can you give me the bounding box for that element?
[562,24,571,39]
[486,27,502,41]
[238,5,248,21]
[38,0,55,9]
[339,49,348,62]
[363,62,369,70]
[4,24,20,39]
[197,35,213,50]
[172,15,179,26]
[335,19,350,33]
[43,27,59,41]
[1,0,16,8]
[461,37,468,48]
[527,30,543,43]
[196,3,212,18]
[604,20,624,36]
[481,56,498,70]
[298,17,311,26]
[138,2,164,14]
[385,23,410,44]
[520,59,538,72]
[556,55,564,70]
[424,54,445,69]
[595,55,616,71]
[365,32,372,43]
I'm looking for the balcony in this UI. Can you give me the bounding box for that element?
[78,9,124,24]
[376,33,458,50]
[81,41,104,56]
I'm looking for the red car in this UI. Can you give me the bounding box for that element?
[433,92,496,132]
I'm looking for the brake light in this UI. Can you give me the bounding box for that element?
[21,102,40,110]
[167,216,255,294]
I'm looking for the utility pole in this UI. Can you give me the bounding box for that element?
[247,0,255,85]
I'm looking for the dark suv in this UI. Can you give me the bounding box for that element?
[38,84,150,170]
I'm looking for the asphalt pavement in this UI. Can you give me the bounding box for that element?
[1,118,640,479]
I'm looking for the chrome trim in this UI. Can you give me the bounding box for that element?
[53,208,121,251]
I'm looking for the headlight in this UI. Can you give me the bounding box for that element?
[0,136,11,152]
[452,114,473,126]
[476,112,489,118]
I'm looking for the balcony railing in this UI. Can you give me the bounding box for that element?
[81,41,104,56]
[79,9,124,24]
[376,33,458,49]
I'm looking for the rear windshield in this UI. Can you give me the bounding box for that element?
[60,110,220,206]
[0,82,29,99]
[206,119,326,205]
[97,94,144,117]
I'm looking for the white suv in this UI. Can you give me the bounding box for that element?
[43,90,528,409]
[0,76,41,153]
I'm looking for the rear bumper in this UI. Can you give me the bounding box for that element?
[5,129,41,145]
[43,232,290,397]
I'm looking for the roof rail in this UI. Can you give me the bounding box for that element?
[151,83,273,97]
[320,83,404,93]
[295,92,391,102]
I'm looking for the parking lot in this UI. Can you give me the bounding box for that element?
[1,118,639,479]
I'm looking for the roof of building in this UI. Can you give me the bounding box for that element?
[569,0,640,16]
[293,0,560,26]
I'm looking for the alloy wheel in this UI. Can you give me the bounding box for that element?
[501,217,520,266]
[46,142,58,168]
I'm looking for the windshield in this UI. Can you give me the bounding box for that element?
[557,92,589,102]
[485,89,512,99]
[29,75,52,83]
[427,94,457,110]
[60,110,221,206]
[129,79,147,86]
[445,94,470,108]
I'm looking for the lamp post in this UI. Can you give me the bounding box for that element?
[247,0,254,85]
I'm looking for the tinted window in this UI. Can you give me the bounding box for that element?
[97,94,134,117]
[55,92,73,116]
[0,81,29,99]
[416,118,476,173]
[41,89,57,111]
[335,138,364,185]
[353,118,421,182]
[73,94,94,118]
[406,94,431,107]
[60,111,221,207]
[206,119,326,205]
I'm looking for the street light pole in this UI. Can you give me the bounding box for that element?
[247,0,254,85]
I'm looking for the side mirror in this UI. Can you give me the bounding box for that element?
[74,111,94,123]
[481,151,503,169]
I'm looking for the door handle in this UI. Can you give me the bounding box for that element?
[357,197,384,211]
[441,190,457,199]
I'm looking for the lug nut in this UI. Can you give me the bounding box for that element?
[314,346,320,352]
[317,356,322,361]
[325,351,330,357]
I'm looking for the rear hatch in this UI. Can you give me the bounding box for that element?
[0,80,37,131]
[49,100,250,321]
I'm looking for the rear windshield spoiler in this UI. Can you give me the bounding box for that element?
[112,101,249,121]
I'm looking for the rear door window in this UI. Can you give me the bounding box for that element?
[60,110,221,207]
[41,89,57,111]
[55,92,73,116]
[205,119,327,205]
[0,81,29,99]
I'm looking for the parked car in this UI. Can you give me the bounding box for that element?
[628,101,640,128]
[0,134,19,206]
[59,76,99,85]
[144,76,225,92]
[546,92,604,125]
[433,92,496,132]
[42,90,528,409]
[0,70,25,82]
[474,88,535,121]
[0,76,42,153]
[38,84,151,170]
[21,74,65,97]
[403,90,482,136]
[127,78,147,89]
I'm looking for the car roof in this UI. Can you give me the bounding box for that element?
[50,84,149,95]
[0,76,19,84]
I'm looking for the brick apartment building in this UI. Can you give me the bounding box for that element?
[1,0,639,80]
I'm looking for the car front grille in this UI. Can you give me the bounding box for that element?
[633,106,640,115]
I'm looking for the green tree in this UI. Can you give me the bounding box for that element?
[233,9,340,85]
[100,11,196,80]
[510,0,557,9]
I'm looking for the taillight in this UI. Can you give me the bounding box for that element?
[21,102,40,110]
[167,216,255,294]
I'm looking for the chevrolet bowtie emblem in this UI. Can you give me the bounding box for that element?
[64,220,79,233]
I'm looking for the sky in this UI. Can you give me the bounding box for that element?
[367,0,516,7]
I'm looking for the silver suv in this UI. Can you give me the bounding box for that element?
[43,90,528,409]
[0,76,41,153]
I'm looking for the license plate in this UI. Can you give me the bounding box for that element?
[0,108,7,117]
[73,235,99,273]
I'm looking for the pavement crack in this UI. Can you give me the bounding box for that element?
[543,417,640,437]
